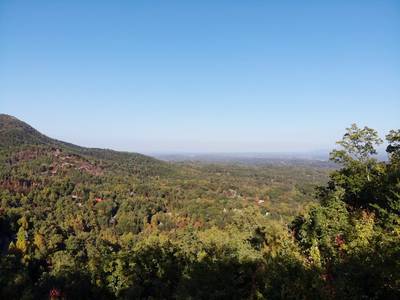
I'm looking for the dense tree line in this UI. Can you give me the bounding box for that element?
[0,124,399,299]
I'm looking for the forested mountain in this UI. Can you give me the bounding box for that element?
[0,115,399,299]
[0,114,170,175]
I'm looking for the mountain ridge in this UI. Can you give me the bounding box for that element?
[0,113,170,176]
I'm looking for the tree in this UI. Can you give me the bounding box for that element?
[386,129,400,164]
[330,123,383,181]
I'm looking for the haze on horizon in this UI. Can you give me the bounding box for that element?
[1,1,399,153]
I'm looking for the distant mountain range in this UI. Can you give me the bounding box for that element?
[0,114,385,169]
[153,152,335,168]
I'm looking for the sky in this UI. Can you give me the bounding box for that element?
[1,1,399,153]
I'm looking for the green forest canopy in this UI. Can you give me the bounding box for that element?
[0,116,399,299]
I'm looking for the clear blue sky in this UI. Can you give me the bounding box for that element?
[1,1,399,153]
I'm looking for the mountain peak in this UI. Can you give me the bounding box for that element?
[0,113,23,123]
[0,114,51,147]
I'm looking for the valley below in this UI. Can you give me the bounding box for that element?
[0,114,399,299]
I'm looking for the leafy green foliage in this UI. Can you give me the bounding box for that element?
[0,116,399,299]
